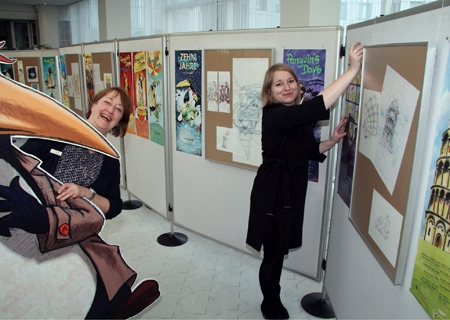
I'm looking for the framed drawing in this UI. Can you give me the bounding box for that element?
[349,42,436,284]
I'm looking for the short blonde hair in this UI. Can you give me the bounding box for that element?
[261,63,301,106]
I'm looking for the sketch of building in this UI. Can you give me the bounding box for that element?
[362,92,379,139]
[380,99,399,153]
[422,121,450,252]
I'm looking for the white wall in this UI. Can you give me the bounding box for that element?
[325,2,449,319]
[98,0,131,41]
[280,0,341,27]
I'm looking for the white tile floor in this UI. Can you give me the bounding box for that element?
[99,190,334,319]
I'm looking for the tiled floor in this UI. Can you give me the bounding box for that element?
[99,190,333,319]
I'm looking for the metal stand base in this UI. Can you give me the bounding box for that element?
[157,232,188,247]
[122,200,143,210]
[301,292,335,319]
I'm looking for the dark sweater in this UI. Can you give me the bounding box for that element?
[21,138,122,219]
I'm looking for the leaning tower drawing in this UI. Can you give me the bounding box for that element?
[380,99,399,153]
[423,120,450,252]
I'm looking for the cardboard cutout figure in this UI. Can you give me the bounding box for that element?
[0,42,160,319]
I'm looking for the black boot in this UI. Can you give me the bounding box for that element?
[0,176,49,236]
[259,251,289,319]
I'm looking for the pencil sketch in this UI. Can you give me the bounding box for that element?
[216,126,237,153]
[218,71,230,113]
[232,58,267,166]
[374,65,420,195]
[207,71,219,112]
[359,89,380,161]
[368,190,403,267]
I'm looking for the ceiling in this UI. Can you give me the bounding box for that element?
[0,0,81,6]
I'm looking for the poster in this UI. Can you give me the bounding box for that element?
[283,49,326,182]
[147,50,164,146]
[42,56,60,101]
[60,55,70,107]
[119,52,135,135]
[410,49,450,319]
[1,62,13,79]
[337,72,361,207]
[26,66,38,82]
[84,53,94,105]
[174,50,202,156]
[133,51,149,140]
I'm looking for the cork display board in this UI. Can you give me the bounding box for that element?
[204,49,272,170]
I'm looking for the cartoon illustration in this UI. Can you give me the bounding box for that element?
[0,44,160,318]
[148,79,161,122]
[45,67,56,98]
[175,79,202,130]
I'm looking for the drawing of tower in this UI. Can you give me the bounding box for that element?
[422,120,450,252]
[381,99,399,153]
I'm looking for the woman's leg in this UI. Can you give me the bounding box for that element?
[259,249,289,319]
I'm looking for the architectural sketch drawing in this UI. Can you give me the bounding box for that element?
[368,190,403,267]
[374,65,420,195]
[380,99,399,153]
[359,89,380,161]
[232,58,267,166]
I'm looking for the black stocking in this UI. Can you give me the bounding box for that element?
[259,250,284,305]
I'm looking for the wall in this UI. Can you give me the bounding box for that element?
[324,1,449,318]
[36,4,59,49]
[280,0,341,27]
[98,0,131,41]
[0,4,36,20]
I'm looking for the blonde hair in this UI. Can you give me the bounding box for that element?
[261,63,301,106]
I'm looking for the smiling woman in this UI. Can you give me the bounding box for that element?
[21,87,131,218]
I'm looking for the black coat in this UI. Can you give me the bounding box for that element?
[246,95,330,253]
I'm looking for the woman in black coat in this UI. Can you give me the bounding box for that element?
[246,41,363,319]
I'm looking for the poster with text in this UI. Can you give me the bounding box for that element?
[410,49,450,319]
[42,56,60,102]
[175,50,202,156]
[337,72,361,207]
[119,52,135,135]
[284,49,326,182]
[133,51,149,140]
[147,50,164,146]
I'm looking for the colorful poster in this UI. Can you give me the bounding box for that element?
[119,52,135,135]
[337,72,361,207]
[174,50,202,156]
[59,54,70,107]
[1,62,13,79]
[133,51,149,140]
[284,49,326,182]
[84,53,94,105]
[147,50,164,146]
[410,50,450,319]
[42,56,60,101]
